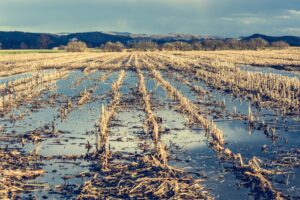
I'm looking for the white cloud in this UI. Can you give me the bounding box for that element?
[276,15,291,19]
[220,13,266,25]
[287,9,300,16]
[220,17,234,21]
[281,27,300,35]
[277,9,300,20]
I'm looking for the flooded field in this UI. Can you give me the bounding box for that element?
[0,50,300,199]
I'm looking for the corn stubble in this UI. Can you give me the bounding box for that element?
[1,49,299,199]
[148,66,285,200]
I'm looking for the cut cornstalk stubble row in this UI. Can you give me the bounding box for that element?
[77,65,212,200]
[136,68,160,145]
[146,52,300,116]
[95,70,126,170]
[135,67,175,172]
[0,70,69,113]
[148,67,284,200]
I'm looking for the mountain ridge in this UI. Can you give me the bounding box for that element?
[242,33,300,46]
[0,31,299,49]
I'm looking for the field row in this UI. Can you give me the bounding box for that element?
[0,52,299,199]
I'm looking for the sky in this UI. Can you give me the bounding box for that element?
[0,0,300,37]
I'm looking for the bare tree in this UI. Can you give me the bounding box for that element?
[162,43,176,51]
[271,41,289,49]
[66,41,88,52]
[170,41,192,51]
[245,38,269,50]
[225,39,241,50]
[192,42,203,50]
[101,41,125,52]
[202,40,227,50]
[131,41,158,51]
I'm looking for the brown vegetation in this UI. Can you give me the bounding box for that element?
[66,41,88,52]
[0,49,299,199]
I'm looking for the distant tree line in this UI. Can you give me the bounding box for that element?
[97,38,289,52]
[62,37,290,52]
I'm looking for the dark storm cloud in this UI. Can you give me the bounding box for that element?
[0,0,300,36]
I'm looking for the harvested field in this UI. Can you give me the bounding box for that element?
[0,49,300,199]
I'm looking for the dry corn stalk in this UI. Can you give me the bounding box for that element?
[96,70,126,169]
[147,67,284,199]
[136,66,160,145]
[0,69,69,112]
[78,88,91,105]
